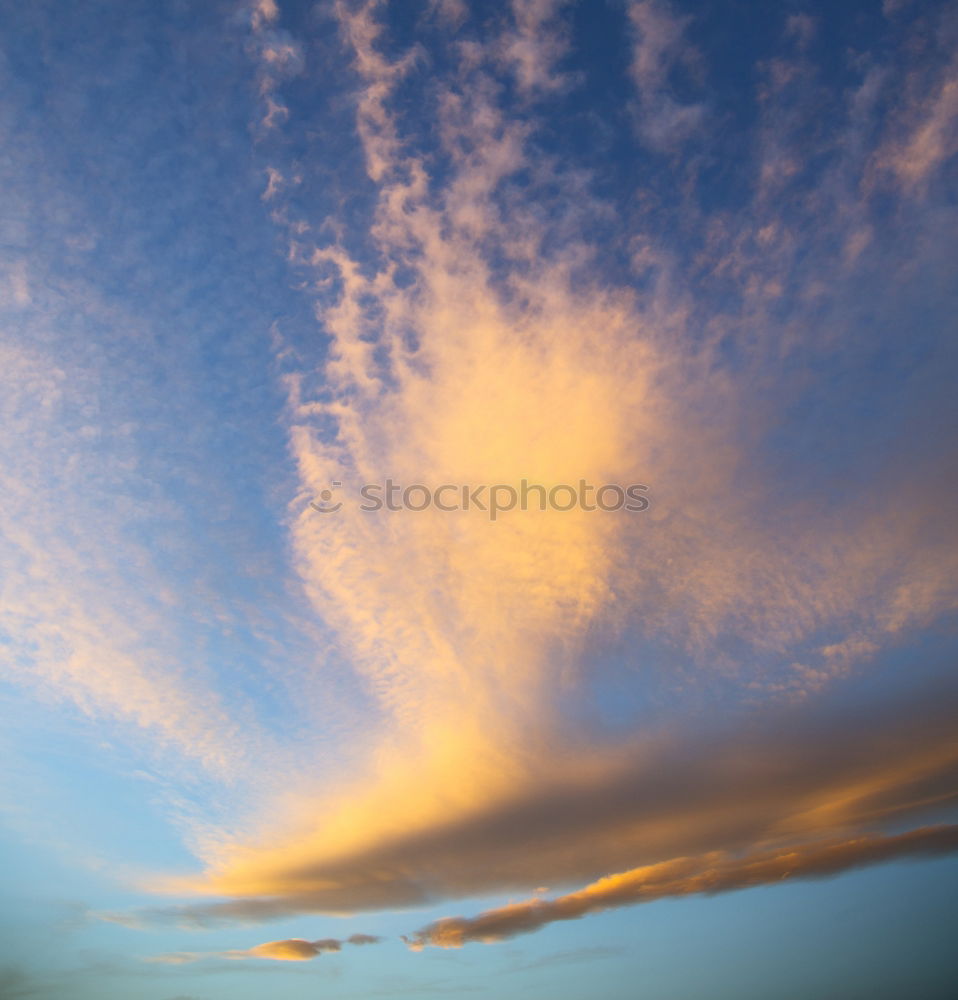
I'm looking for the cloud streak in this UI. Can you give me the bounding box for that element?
[151,932,381,964]
[406,824,958,948]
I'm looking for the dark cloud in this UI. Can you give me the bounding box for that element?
[406,824,958,948]
[347,933,381,945]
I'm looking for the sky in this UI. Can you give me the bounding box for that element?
[1,0,957,997]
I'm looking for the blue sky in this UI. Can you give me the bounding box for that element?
[1,0,957,997]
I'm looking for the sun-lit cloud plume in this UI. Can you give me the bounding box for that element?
[0,1,952,995]
[146,677,958,923]
[135,0,958,933]
[405,824,958,948]
[3,2,946,972]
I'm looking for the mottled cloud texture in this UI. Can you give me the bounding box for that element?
[2,0,956,968]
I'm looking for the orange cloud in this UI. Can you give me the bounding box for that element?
[247,937,342,961]
[149,933,380,964]
[149,680,958,923]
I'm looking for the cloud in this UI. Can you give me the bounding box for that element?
[148,678,958,922]
[0,336,260,779]
[262,166,284,200]
[785,13,816,50]
[877,71,958,191]
[347,933,381,945]
[497,0,573,95]
[882,0,913,16]
[134,0,958,938]
[248,0,304,129]
[428,0,468,29]
[246,937,342,960]
[262,95,290,128]
[251,0,279,31]
[333,0,424,182]
[405,824,958,948]
[627,0,705,148]
[1,260,30,307]
[4,0,949,964]
[149,933,379,964]
[864,5,958,194]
